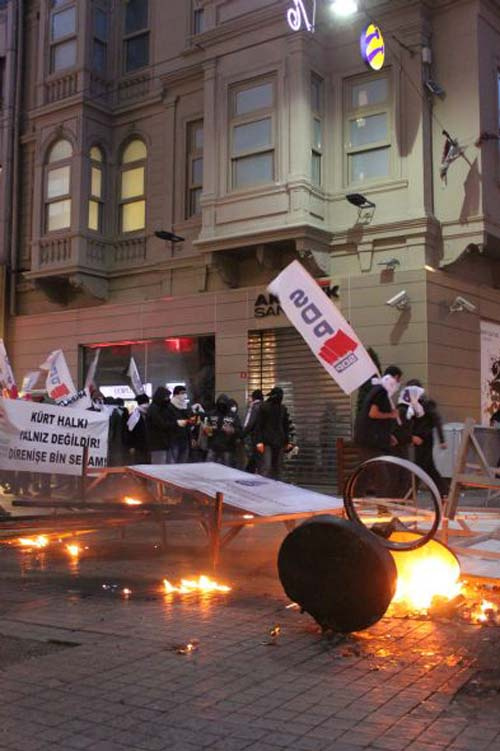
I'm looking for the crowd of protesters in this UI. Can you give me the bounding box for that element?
[0,383,294,498]
[121,384,295,479]
[354,365,448,497]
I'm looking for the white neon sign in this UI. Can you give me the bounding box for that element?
[286,0,317,33]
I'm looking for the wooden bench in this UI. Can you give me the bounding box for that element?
[336,438,362,495]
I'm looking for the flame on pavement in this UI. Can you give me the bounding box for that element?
[390,532,462,611]
[163,575,231,595]
[17,535,49,549]
[471,599,500,625]
[123,497,143,506]
[66,543,81,558]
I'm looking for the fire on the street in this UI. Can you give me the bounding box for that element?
[390,532,462,610]
[388,532,499,624]
[16,535,49,549]
[163,575,231,595]
[66,543,81,558]
[123,497,143,506]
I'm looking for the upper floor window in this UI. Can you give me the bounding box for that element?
[186,121,203,218]
[49,0,77,74]
[120,139,147,233]
[124,0,149,73]
[45,139,73,232]
[230,79,275,190]
[88,146,104,232]
[93,7,108,74]
[345,74,391,185]
[193,8,205,34]
[311,74,323,186]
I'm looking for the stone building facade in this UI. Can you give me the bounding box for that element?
[2,0,500,482]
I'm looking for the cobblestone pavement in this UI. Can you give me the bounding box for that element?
[0,520,499,751]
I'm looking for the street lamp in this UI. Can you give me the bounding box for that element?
[330,0,358,17]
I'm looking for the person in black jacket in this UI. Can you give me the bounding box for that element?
[242,389,264,472]
[254,386,292,480]
[354,365,402,497]
[125,393,150,464]
[166,385,193,464]
[413,395,448,496]
[204,394,242,466]
[146,387,171,464]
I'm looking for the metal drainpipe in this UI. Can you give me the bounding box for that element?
[9,0,23,316]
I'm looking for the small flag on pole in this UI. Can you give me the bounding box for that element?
[40,349,77,403]
[84,348,101,391]
[126,357,144,396]
[0,339,18,398]
[440,129,463,183]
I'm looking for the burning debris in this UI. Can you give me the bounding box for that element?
[65,544,81,558]
[174,640,199,655]
[17,535,49,549]
[163,575,231,595]
[123,497,143,506]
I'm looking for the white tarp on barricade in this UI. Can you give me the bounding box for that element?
[131,462,343,517]
[0,398,109,475]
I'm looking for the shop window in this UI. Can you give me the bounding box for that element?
[344,73,391,185]
[93,7,108,74]
[311,74,323,186]
[49,0,77,74]
[88,145,104,232]
[186,120,203,218]
[119,139,147,233]
[45,138,73,233]
[230,79,275,189]
[124,0,149,73]
[81,335,215,407]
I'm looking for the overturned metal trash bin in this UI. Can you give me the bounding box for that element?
[278,515,397,633]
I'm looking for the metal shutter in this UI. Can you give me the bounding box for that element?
[248,329,352,490]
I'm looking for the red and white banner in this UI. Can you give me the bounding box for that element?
[0,339,18,398]
[40,349,77,404]
[268,261,377,395]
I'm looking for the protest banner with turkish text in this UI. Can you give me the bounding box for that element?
[0,398,109,475]
[268,261,377,395]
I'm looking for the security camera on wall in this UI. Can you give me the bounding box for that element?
[450,296,476,313]
[385,290,410,311]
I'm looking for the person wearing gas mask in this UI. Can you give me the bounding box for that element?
[166,385,194,464]
[254,386,292,480]
[203,394,241,466]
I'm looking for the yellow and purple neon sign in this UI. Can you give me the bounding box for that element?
[360,23,385,71]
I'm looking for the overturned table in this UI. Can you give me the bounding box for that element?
[83,462,344,567]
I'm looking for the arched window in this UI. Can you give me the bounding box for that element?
[45,138,73,233]
[88,145,104,232]
[120,139,147,233]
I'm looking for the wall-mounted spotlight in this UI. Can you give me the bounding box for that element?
[386,290,410,311]
[155,230,185,243]
[346,193,376,210]
[378,258,400,270]
[330,0,358,17]
[449,296,476,313]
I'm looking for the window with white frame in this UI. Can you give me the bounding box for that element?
[124,0,149,73]
[186,121,203,218]
[88,146,104,232]
[193,7,205,34]
[311,74,323,186]
[120,139,147,233]
[230,79,275,190]
[93,6,108,74]
[45,139,73,232]
[49,0,77,74]
[345,74,391,185]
